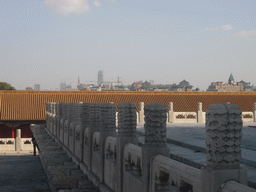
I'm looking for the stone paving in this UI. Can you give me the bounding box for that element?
[137,122,256,188]
[0,153,50,192]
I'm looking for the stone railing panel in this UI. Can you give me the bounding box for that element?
[221,180,256,192]
[104,136,117,191]
[21,138,33,151]
[0,138,15,151]
[173,112,197,123]
[91,132,101,179]
[124,143,142,174]
[83,127,90,168]
[242,112,254,122]
[151,155,201,192]
[123,143,143,192]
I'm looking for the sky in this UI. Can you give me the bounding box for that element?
[1,0,256,90]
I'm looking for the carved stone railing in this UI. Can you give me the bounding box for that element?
[45,102,256,192]
[0,138,15,151]
[123,143,142,191]
[104,136,117,190]
[242,111,254,122]
[0,137,33,151]
[151,155,201,191]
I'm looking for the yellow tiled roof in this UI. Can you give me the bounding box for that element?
[0,91,256,121]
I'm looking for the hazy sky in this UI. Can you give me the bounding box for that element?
[1,0,256,90]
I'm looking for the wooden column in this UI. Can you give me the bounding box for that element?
[11,124,15,138]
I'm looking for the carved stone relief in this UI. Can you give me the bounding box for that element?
[117,102,137,137]
[144,103,167,145]
[205,103,242,168]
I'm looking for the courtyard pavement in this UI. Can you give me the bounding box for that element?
[137,122,256,186]
[0,153,50,192]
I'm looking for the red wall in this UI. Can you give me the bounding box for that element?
[0,124,32,138]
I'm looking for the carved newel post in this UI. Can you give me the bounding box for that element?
[201,103,247,192]
[52,103,57,136]
[197,102,203,123]
[46,103,49,130]
[139,102,145,123]
[168,102,174,123]
[49,103,53,132]
[142,103,170,192]
[51,102,55,134]
[74,103,90,164]
[88,103,102,171]
[60,103,68,143]
[63,103,75,149]
[69,103,83,154]
[100,103,116,182]
[116,103,137,192]
[253,103,256,122]
[56,102,63,141]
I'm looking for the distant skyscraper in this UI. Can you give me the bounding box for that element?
[60,82,66,91]
[34,84,40,91]
[98,70,103,87]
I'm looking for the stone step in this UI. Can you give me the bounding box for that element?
[71,170,85,177]
[72,188,98,192]
[78,179,98,191]
[64,161,78,167]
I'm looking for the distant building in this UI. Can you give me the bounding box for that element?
[98,70,103,87]
[34,84,40,91]
[131,81,143,91]
[207,74,252,92]
[131,80,193,91]
[25,87,34,91]
[60,82,66,91]
[171,80,193,91]
[142,81,151,90]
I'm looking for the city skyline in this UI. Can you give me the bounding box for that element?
[1,0,256,91]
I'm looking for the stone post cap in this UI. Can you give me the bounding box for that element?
[139,102,144,110]
[101,103,116,132]
[117,102,137,136]
[168,102,173,111]
[89,103,102,130]
[81,103,90,126]
[205,103,242,168]
[72,103,84,121]
[62,103,68,117]
[197,102,202,111]
[206,103,242,116]
[144,103,167,146]
[145,103,166,111]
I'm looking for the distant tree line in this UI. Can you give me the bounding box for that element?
[0,82,16,90]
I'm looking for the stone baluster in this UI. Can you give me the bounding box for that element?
[87,103,102,171]
[46,103,49,130]
[253,103,256,122]
[56,102,63,141]
[138,102,145,123]
[69,103,83,154]
[201,103,247,192]
[168,102,174,123]
[63,103,75,148]
[60,103,68,144]
[49,102,53,133]
[197,102,203,123]
[75,103,90,163]
[48,102,52,132]
[99,103,116,182]
[52,102,57,136]
[116,102,137,192]
[55,103,59,137]
[142,103,170,192]
[15,129,21,152]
